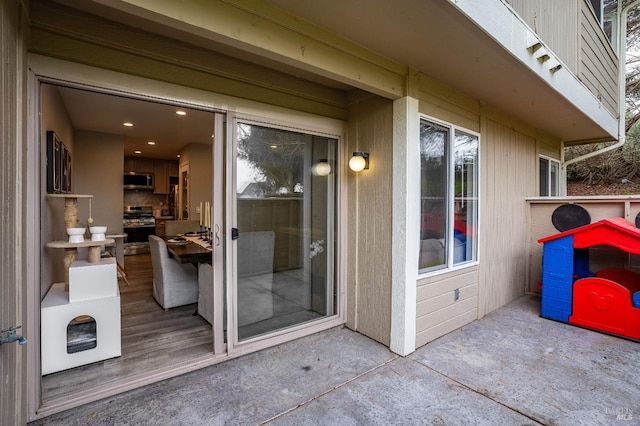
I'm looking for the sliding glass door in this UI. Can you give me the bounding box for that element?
[232,121,337,341]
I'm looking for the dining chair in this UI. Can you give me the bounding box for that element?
[148,235,198,309]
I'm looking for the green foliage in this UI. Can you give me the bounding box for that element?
[237,123,306,196]
[566,121,640,184]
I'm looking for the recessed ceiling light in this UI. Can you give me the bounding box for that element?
[270,144,278,149]
[147,141,156,145]
[176,110,187,116]
[123,122,134,127]
[176,154,181,158]
[134,150,142,154]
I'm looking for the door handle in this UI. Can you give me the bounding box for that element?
[215,224,221,246]
[231,228,239,240]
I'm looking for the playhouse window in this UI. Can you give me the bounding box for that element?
[419,117,478,273]
[539,156,559,196]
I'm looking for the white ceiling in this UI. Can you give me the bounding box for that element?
[56,85,215,160]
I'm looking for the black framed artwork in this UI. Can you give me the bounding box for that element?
[62,144,71,193]
[46,131,61,193]
[46,130,71,194]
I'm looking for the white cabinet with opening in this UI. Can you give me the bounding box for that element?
[42,194,121,375]
[41,260,121,375]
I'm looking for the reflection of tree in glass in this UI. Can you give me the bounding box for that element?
[420,122,447,198]
[237,124,307,196]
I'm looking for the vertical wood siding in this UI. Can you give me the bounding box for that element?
[0,1,27,425]
[346,96,393,346]
[478,118,536,317]
[507,0,618,118]
[507,0,579,72]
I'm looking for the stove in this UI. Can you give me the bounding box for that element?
[123,206,156,227]
[123,206,156,254]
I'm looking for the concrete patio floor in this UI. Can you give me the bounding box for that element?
[31,295,638,425]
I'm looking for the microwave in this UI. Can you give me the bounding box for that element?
[124,172,154,190]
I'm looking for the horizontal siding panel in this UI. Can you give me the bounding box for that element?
[416,282,478,318]
[416,303,477,347]
[416,295,477,332]
[417,267,479,301]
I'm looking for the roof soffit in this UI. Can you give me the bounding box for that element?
[53,0,618,143]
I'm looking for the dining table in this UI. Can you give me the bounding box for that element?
[164,235,212,264]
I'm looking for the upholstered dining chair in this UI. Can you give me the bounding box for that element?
[148,235,198,310]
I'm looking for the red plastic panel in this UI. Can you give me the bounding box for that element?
[570,277,640,339]
[539,218,640,254]
[596,268,640,295]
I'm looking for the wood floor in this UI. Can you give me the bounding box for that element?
[41,254,214,402]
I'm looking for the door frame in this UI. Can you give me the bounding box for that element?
[27,54,347,419]
[223,113,346,356]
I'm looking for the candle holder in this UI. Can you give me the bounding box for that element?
[199,225,204,239]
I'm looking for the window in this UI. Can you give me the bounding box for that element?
[419,118,478,273]
[592,0,619,49]
[539,156,560,196]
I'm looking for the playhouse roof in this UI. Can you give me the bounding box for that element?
[538,217,640,254]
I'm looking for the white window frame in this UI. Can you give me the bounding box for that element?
[418,115,480,275]
[539,155,560,197]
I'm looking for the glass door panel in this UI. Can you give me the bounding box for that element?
[234,122,337,341]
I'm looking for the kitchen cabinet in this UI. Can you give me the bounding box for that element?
[124,157,154,174]
[153,160,167,194]
[153,159,179,194]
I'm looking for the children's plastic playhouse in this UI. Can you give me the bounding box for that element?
[538,216,640,341]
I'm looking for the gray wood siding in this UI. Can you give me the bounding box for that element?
[0,1,28,425]
[346,96,393,346]
[28,1,348,120]
[507,0,618,118]
[478,116,536,317]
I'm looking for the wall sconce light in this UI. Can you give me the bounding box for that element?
[311,159,332,176]
[349,152,369,172]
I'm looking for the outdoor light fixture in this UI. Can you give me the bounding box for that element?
[349,152,369,172]
[311,159,331,176]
